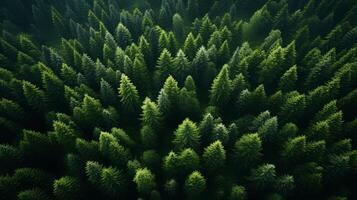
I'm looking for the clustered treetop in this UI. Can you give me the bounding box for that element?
[0,0,356,200]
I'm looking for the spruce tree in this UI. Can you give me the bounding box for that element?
[118,74,140,115]
[173,118,200,151]
[234,133,262,169]
[184,171,206,198]
[133,168,156,194]
[210,64,232,108]
[202,140,226,173]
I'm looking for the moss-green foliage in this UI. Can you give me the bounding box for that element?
[0,0,356,199]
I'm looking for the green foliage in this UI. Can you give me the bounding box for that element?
[234,133,262,169]
[173,118,201,151]
[53,176,81,200]
[119,74,140,114]
[133,168,156,194]
[202,140,226,173]
[209,64,232,108]
[184,171,206,198]
[229,185,247,200]
[0,1,356,199]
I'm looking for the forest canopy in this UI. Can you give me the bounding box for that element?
[0,0,356,199]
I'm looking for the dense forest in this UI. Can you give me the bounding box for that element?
[0,0,356,199]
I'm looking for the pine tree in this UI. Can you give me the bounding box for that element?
[249,164,276,191]
[173,50,191,84]
[234,133,262,169]
[218,40,231,66]
[178,148,200,175]
[53,176,81,200]
[100,167,127,196]
[118,74,140,115]
[155,49,174,87]
[163,151,179,176]
[60,63,77,86]
[140,125,157,149]
[99,132,130,167]
[210,64,232,108]
[22,81,46,112]
[183,33,197,60]
[157,76,180,121]
[229,185,247,200]
[133,168,156,194]
[279,65,298,92]
[17,188,50,200]
[184,171,206,198]
[85,161,103,185]
[139,36,154,69]
[158,31,170,54]
[173,118,201,151]
[73,95,104,131]
[172,13,185,41]
[115,23,132,48]
[141,97,161,129]
[42,72,65,111]
[202,140,226,173]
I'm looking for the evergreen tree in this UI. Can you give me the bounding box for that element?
[141,97,161,129]
[183,33,197,60]
[202,140,226,173]
[133,168,156,194]
[22,81,46,112]
[279,65,298,92]
[184,171,206,198]
[249,164,276,191]
[178,148,200,175]
[210,64,232,108]
[42,71,65,110]
[53,176,81,200]
[229,185,247,200]
[173,50,191,84]
[234,133,262,169]
[173,118,201,151]
[155,49,174,87]
[118,74,140,115]
[115,23,132,48]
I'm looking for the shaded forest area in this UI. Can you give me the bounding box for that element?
[0,0,356,199]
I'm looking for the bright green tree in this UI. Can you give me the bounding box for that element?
[173,118,201,151]
[202,140,226,173]
[133,168,156,194]
[209,64,232,107]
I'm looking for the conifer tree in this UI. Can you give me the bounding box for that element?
[234,133,262,169]
[163,151,179,176]
[141,97,161,129]
[42,71,65,110]
[155,49,174,87]
[22,81,46,112]
[229,185,247,200]
[249,164,276,191]
[183,33,197,60]
[184,171,206,198]
[202,140,226,173]
[115,23,132,48]
[173,50,191,84]
[53,176,81,200]
[100,167,127,196]
[173,118,200,151]
[279,65,298,92]
[118,74,140,115]
[172,13,185,41]
[178,148,200,175]
[210,64,232,108]
[133,168,156,194]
